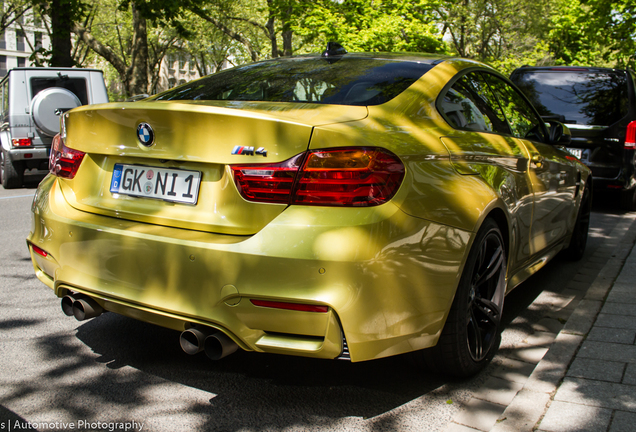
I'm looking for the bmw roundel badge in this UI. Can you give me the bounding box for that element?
[137,123,155,147]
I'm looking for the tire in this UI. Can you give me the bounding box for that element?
[419,218,507,378]
[563,186,591,261]
[620,187,636,212]
[1,147,24,189]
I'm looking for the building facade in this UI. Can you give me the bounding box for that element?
[0,9,50,77]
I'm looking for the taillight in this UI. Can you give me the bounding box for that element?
[294,148,405,206]
[232,153,305,204]
[12,138,32,147]
[625,121,636,150]
[231,147,405,207]
[49,134,85,179]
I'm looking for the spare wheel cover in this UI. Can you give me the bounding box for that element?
[31,87,82,136]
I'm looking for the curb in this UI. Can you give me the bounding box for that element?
[490,213,636,432]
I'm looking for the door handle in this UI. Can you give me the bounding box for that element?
[531,155,544,168]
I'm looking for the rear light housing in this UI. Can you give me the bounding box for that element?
[625,121,636,150]
[12,138,32,147]
[49,134,85,179]
[231,147,405,207]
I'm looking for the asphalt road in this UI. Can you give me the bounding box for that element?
[0,175,630,432]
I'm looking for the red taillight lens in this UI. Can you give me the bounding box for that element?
[49,134,85,179]
[625,121,636,150]
[12,138,32,147]
[231,153,304,204]
[293,148,405,206]
[231,148,405,207]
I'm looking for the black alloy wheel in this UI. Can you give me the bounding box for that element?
[465,223,506,363]
[421,218,507,378]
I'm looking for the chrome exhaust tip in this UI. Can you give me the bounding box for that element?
[72,297,103,321]
[61,293,89,317]
[61,295,77,317]
[180,327,214,355]
[204,332,238,360]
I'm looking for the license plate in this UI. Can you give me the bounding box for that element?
[565,147,583,159]
[110,164,201,205]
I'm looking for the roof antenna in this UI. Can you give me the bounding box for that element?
[321,42,347,58]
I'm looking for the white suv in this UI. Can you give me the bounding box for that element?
[1,68,108,189]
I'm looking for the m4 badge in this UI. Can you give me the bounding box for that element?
[232,146,268,157]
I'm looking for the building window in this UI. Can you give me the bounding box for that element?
[168,77,176,88]
[16,30,25,52]
[0,32,5,50]
[34,32,42,50]
[179,56,185,71]
[189,57,196,72]
[0,56,7,77]
[17,57,26,67]
[168,54,176,71]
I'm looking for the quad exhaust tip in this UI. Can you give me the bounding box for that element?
[180,327,238,360]
[61,294,104,321]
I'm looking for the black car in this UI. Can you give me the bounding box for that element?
[510,66,636,210]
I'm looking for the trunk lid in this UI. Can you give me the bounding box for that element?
[60,101,368,235]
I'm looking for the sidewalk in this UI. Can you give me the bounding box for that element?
[444,213,636,432]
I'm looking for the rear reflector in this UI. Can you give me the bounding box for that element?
[32,244,48,257]
[625,121,636,149]
[12,138,32,147]
[49,134,85,179]
[232,147,405,207]
[250,299,329,313]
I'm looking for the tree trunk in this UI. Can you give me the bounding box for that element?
[281,5,293,57]
[128,4,149,96]
[50,0,74,66]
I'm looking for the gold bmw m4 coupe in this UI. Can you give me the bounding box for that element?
[27,45,591,377]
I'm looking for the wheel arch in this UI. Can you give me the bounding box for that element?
[485,207,510,260]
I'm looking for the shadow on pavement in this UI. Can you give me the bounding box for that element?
[71,313,447,424]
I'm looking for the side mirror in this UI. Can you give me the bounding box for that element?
[545,120,571,145]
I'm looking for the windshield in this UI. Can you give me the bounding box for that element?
[152,57,433,106]
[512,70,629,126]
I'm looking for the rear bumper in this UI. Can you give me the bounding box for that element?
[27,175,471,362]
[8,146,49,161]
[588,162,635,190]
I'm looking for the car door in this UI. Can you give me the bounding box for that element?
[437,70,535,277]
[483,73,579,258]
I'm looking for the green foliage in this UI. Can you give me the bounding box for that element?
[297,0,446,54]
[37,0,633,95]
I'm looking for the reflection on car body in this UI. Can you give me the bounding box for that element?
[27,45,591,377]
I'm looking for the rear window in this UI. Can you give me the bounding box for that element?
[153,57,433,106]
[511,70,629,126]
[31,76,89,105]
